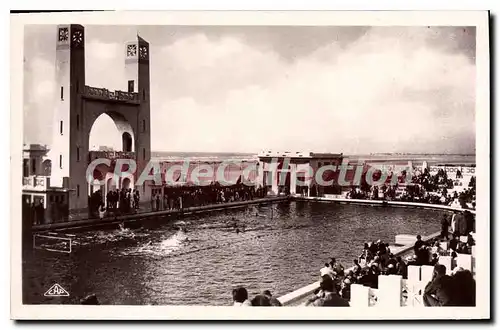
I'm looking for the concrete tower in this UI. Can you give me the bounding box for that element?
[49,25,152,214]
[125,35,151,180]
[49,24,85,197]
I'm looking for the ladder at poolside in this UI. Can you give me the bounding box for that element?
[33,232,74,253]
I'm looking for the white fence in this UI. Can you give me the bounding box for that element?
[414,166,476,176]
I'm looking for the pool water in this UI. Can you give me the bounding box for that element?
[22,201,443,305]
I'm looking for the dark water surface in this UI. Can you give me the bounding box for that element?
[23,201,443,305]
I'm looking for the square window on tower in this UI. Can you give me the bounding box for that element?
[128,80,134,93]
[58,27,69,42]
[127,44,137,57]
[139,46,148,60]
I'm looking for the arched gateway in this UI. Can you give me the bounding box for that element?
[48,24,151,213]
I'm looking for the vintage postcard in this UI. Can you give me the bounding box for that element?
[10,11,490,320]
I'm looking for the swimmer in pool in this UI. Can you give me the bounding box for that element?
[230,217,238,228]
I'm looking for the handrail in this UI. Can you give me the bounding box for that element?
[83,85,139,103]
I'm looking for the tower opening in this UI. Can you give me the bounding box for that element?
[122,132,133,152]
[122,177,131,190]
[89,112,135,152]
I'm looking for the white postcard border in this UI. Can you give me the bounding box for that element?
[10,10,490,320]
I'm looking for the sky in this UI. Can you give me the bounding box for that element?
[23,25,476,154]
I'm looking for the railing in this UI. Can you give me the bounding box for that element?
[33,232,73,253]
[83,85,139,103]
[23,175,50,190]
[88,151,135,164]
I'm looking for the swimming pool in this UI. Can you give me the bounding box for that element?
[22,201,443,305]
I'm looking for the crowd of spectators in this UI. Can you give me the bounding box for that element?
[423,264,476,306]
[314,241,408,305]
[154,183,267,211]
[342,167,476,210]
[231,287,283,307]
[88,183,268,218]
[88,188,141,218]
[299,210,476,307]
[413,212,475,266]
[412,232,475,266]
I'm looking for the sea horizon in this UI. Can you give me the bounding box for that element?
[150,150,476,166]
[151,150,476,156]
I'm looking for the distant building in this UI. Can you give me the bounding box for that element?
[257,151,344,196]
[22,144,70,225]
[22,144,50,177]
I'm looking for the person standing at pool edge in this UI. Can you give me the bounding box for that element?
[440,214,449,239]
[451,211,457,234]
[414,235,428,265]
[98,204,106,220]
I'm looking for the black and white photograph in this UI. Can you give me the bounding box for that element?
[10,10,490,320]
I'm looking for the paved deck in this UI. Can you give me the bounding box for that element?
[293,196,476,214]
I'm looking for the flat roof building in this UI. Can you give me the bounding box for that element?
[257,150,344,196]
